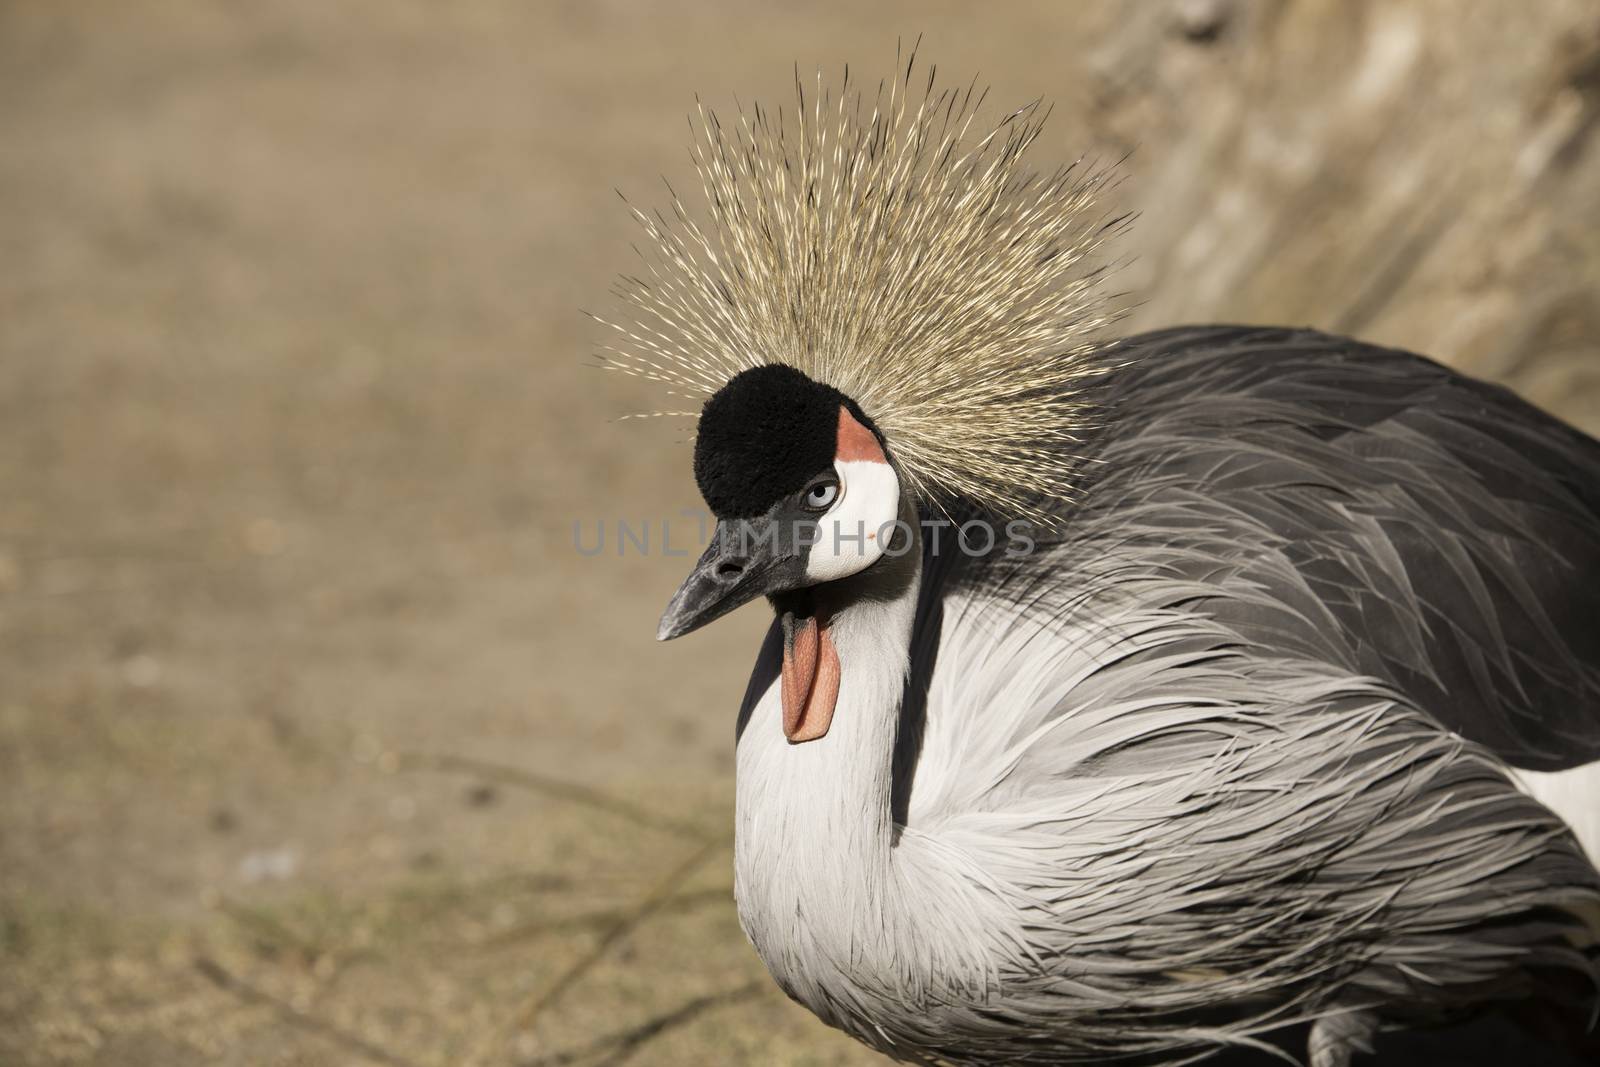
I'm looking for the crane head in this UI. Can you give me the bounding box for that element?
[656,364,903,742]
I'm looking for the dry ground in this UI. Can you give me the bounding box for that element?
[3,2,1598,1065]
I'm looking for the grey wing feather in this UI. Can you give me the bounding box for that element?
[1077,326,1600,770]
[886,326,1600,1060]
[824,326,1600,1064]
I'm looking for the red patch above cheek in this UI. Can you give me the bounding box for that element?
[836,406,886,463]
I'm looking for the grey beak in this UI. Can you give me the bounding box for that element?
[657,517,800,640]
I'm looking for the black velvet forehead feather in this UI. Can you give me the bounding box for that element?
[693,364,882,519]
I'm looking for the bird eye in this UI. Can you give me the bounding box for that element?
[803,479,839,511]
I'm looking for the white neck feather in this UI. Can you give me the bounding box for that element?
[733,545,917,994]
[732,519,1018,1030]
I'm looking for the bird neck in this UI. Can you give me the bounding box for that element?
[733,512,923,999]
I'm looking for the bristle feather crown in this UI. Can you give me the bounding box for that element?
[597,51,1129,524]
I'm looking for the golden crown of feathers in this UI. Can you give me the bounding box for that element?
[596,51,1129,523]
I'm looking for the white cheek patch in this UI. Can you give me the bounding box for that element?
[804,459,900,583]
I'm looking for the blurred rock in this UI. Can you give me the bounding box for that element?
[1172,0,1232,43]
[1089,0,1600,428]
[237,847,299,884]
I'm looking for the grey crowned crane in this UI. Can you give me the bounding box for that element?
[600,61,1600,1066]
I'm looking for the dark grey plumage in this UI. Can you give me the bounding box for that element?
[1085,326,1600,773]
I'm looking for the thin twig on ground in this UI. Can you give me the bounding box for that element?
[214,895,324,969]
[469,887,731,953]
[486,836,728,1060]
[193,955,423,1067]
[394,751,718,843]
[521,981,765,1067]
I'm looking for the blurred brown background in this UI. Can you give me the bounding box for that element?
[3,2,1598,1064]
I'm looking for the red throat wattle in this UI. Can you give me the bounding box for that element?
[781,612,841,743]
[778,404,879,743]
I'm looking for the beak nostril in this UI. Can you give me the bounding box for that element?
[717,560,746,579]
